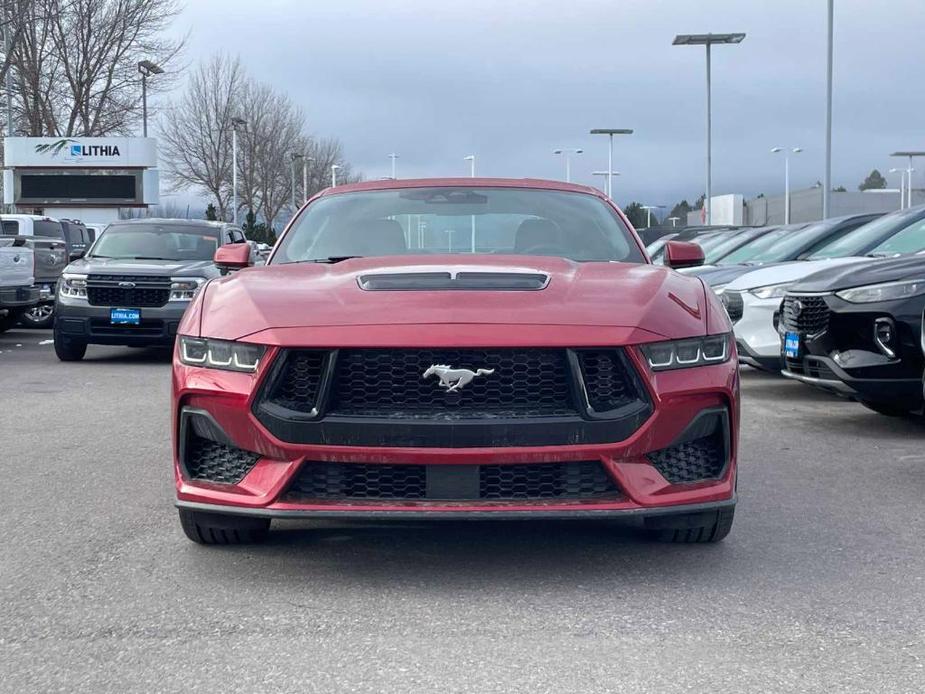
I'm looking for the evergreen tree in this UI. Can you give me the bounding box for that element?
[859,169,887,190]
[205,203,218,221]
[622,202,648,228]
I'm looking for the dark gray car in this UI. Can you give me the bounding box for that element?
[53,219,251,361]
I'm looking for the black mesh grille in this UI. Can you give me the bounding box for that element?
[286,463,427,500]
[264,350,327,414]
[184,432,260,484]
[648,428,726,484]
[86,274,171,307]
[284,461,620,501]
[722,291,744,324]
[479,462,619,499]
[576,350,640,413]
[781,295,830,334]
[328,348,575,419]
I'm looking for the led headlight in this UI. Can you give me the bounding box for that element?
[178,336,265,373]
[59,273,87,299]
[749,283,791,300]
[169,277,207,301]
[640,333,731,371]
[835,279,925,304]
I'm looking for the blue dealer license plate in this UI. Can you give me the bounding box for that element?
[784,331,800,358]
[111,308,141,325]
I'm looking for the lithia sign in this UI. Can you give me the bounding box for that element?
[35,138,122,161]
[3,136,157,168]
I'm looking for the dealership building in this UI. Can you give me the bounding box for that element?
[3,136,159,224]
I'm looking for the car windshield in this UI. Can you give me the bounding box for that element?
[702,229,767,264]
[89,223,219,261]
[718,228,790,264]
[271,187,645,264]
[865,217,925,256]
[808,208,923,259]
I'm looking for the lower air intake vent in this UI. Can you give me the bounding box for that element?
[647,409,729,484]
[184,431,260,485]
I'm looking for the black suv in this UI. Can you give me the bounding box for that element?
[53,219,253,360]
[780,254,925,416]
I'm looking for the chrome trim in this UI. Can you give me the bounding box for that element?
[782,290,833,297]
[780,369,856,394]
[873,318,897,359]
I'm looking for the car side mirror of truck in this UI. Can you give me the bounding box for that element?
[69,248,85,260]
[664,240,704,269]
[214,243,253,274]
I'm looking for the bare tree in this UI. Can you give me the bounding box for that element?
[10,0,184,136]
[159,54,245,220]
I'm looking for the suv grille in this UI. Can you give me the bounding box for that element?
[722,291,744,324]
[86,274,171,308]
[781,295,830,335]
[284,461,621,501]
[329,348,576,419]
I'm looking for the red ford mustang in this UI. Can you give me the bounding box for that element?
[173,178,738,544]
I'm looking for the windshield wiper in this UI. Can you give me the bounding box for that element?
[865,251,893,258]
[296,256,364,264]
[125,256,178,261]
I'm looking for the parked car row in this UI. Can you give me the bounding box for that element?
[649,207,925,417]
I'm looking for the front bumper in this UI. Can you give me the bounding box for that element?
[172,345,739,519]
[55,295,188,346]
[0,285,41,309]
[731,292,783,370]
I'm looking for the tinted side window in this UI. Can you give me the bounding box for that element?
[34,220,64,238]
[1,220,19,236]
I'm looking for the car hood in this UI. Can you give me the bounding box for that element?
[723,257,869,292]
[195,255,710,342]
[67,257,218,277]
[789,253,925,293]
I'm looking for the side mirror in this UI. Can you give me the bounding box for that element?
[69,248,86,260]
[214,243,253,273]
[664,240,705,269]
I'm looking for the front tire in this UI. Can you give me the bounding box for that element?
[19,303,54,329]
[53,329,87,361]
[178,509,270,545]
[651,507,735,543]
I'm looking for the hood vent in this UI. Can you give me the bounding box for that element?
[358,271,549,291]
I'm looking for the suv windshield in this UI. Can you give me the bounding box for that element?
[808,208,924,259]
[89,223,220,261]
[272,187,645,264]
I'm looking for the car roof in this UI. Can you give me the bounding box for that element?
[112,218,229,229]
[0,214,60,222]
[315,177,604,199]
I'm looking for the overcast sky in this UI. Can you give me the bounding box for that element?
[170,0,925,211]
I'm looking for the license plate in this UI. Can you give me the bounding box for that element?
[784,331,800,358]
[111,307,141,325]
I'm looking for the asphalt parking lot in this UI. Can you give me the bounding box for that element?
[1,328,923,694]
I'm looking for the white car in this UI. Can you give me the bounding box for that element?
[720,258,868,371]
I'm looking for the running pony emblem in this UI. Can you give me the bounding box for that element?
[422,364,495,392]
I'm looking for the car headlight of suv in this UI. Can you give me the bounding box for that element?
[178,336,265,372]
[169,277,207,301]
[835,279,925,304]
[749,283,791,300]
[59,272,87,299]
[640,333,731,371]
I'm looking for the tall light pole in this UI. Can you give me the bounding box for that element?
[331,164,341,187]
[303,156,314,203]
[641,205,664,229]
[290,152,303,213]
[590,129,633,198]
[824,0,834,218]
[137,60,163,138]
[771,147,802,224]
[591,171,621,193]
[891,152,925,208]
[464,154,476,177]
[668,216,680,227]
[388,153,399,179]
[230,116,246,226]
[553,148,583,182]
[673,33,746,225]
[889,167,907,210]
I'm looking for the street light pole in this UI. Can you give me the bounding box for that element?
[290,152,303,213]
[772,147,802,224]
[890,152,925,209]
[889,168,906,210]
[137,60,163,138]
[331,164,341,187]
[823,0,834,218]
[388,153,399,179]
[464,155,476,252]
[673,33,746,225]
[591,171,621,193]
[553,148,583,183]
[590,129,633,198]
[230,116,246,226]
[464,154,475,177]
